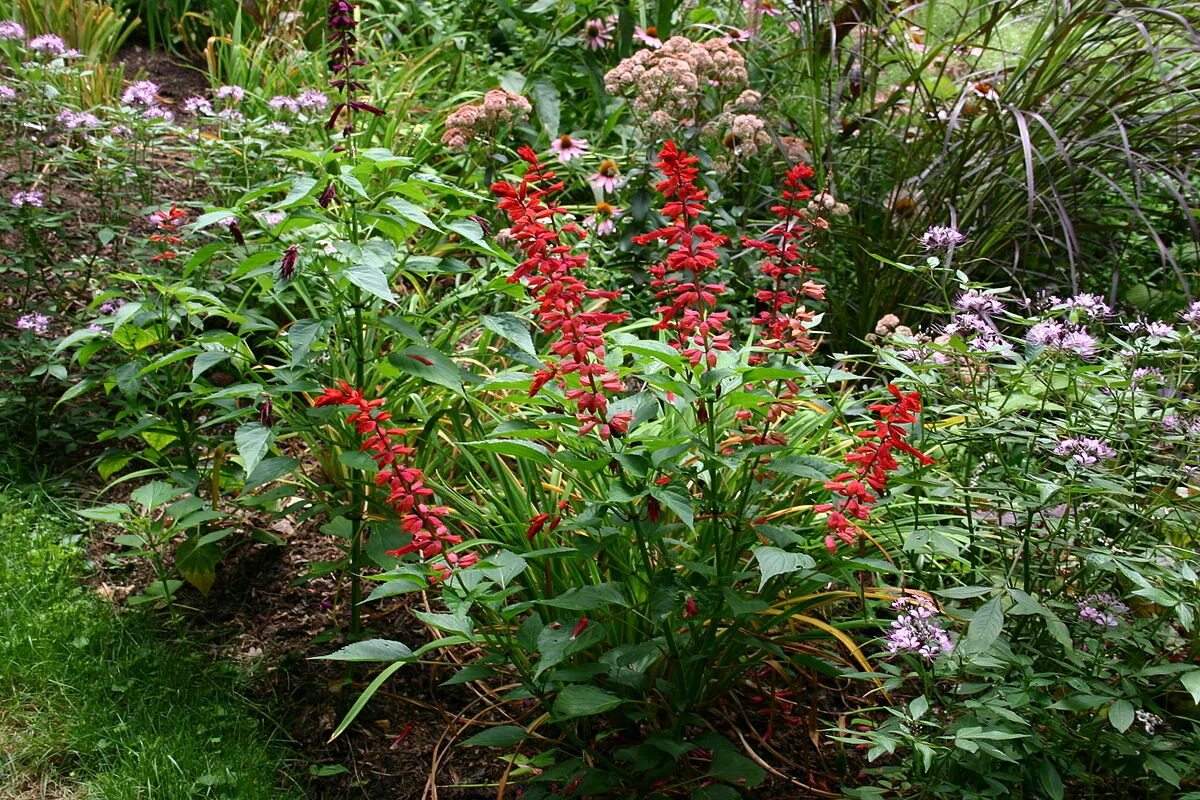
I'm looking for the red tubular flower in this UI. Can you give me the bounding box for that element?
[148,205,188,261]
[817,385,935,553]
[314,381,477,580]
[632,141,731,368]
[742,163,825,358]
[492,147,630,439]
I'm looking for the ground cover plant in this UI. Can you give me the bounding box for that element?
[1,0,1199,797]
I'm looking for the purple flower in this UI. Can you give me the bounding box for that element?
[1059,328,1098,358]
[15,313,50,335]
[1077,593,1128,627]
[182,96,213,116]
[215,85,245,103]
[296,90,329,110]
[1134,710,1163,735]
[217,108,244,122]
[1026,319,1065,347]
[885,595,954,660]
[1053,293,1112,319]
[0,20,25,40]
[57,109,100,129]
[268,95,300,113]
[1181,301,1200,327]
[11,190,45,207]
[0,85,16,101]
[120,80,160,106]
[921,225,966,251]
[140,105,173,122]
[278,244,299,282]
[28,34,66,54]
[1053,437,1116,466]
[954,289,1004,317]
[265,121,291,135]
[1131,367,1162,386]
[259,211,285,227]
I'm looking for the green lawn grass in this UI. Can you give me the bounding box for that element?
[0,489,303,800]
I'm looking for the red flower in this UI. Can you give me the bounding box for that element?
[492,147,629,439]
[632,141,731,368]
[743,163,824,357]
[820,385,934,552]
[314,381,477,579]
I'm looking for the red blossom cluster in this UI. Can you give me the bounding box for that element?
[632,141,731,368]
[148,205,188,262]
[314,381,477,580]
[492,146,631,439]
[815,385,935,553]
[742,163,826,357]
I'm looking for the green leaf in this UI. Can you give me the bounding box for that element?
[461,725,530,747]
[465,439,551,464]
[131,481,184,512]
[176,533,221,596]
[530,78,561,137]
[551,685,623,720]
[963,596,1005,654]
[1180,670,1200,704]
[1108,699,1134,733]
[287,319,326,365]
[193,350,230,380]
[537,582,628,611]
[235,422,273,479]
[314,639,414,662]
[389,346,465,392]
[481,313,537,356]
[383,197,439,230]
[242,456,298,492]
[649,488,695,530]
[78,503,131,522]
[1038,759,1064,800]
[751,546,816,590]
[345,262,396,304]
[412,610,475,639]
[328,661,405,741]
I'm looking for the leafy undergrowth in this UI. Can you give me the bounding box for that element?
[0,488,302,800]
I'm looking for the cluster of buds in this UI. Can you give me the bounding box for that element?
[743,163,826,357]
[326,0,383,137]
[633,141,732,368]
[492,147,631,439]
[148,206,188,262]
[815,385,934,553]
[314,381,477,580]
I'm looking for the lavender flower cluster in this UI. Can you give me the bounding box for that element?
[1053,437,1116,466]
[1077,593,1129,627]
[16,312,50,335]
[885,595,954,660]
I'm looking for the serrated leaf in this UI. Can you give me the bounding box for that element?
[551,685,622,720]
[314,638,414,662]
[481,313,536,356]
[963,596,1004,654]
[345,262,396,304]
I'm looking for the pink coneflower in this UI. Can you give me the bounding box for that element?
[28,34,66,54]
[579,18,611,50]
[633,25,662,48]
[743,0,782,16]
[723,27,756,44]
[583,202,622,236]
[549,133,589,163]
[589,159,622,193]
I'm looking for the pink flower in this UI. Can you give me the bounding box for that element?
[583,202,622,236]
[633,26,662,48]
[588,159,623,193]
[723,27,756,44]
[579,18,611,50]
[549,133,589,163]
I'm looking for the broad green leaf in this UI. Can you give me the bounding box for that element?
[530,78,560,137]
[461,725,530,747]
[383,197,438,230]
[131,480,184,512]
[314,639,414,662]
[329,661,405,741]
[345,262,396,304]
[551,685,622,720]
[176,533,221,596]
[235,422,273,478]
[1108,699,1134,733]
[481,313,537,356]
[536,582,628,611]
[1180,670,1200,704]
[963,596,1004,654]
[412,610,474,639]
[751,546,816,590]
